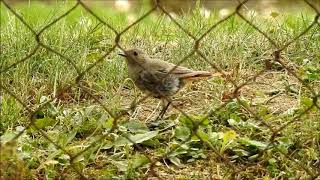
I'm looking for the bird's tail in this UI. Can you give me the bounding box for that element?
[180,71,212,81]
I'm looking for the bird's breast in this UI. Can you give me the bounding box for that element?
[135,72,184,98]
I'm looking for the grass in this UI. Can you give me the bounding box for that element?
[1,1,320,179]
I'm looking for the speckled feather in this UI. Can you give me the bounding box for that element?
[120,48,212,98]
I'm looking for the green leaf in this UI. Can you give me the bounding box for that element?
[222,130,237,146]
[300,97,313,107]
[239,138,268,150]
[142,139,161,147]
[248,154,259,161]
[130,131,158,143]
[192,115,209,126]
[103,118,114,132]
[268,158,277,166]
[101,140,113,150]
[208,132,220,145]
[37,117,56,128]
[258,106,269,117]
[227,118,238,126]
[169,156,182,167]
[123,120,149,133]
[131,154,150,169]
[175,126,191,141]
[196,129,209,142]
[244,121,262,130]
[226,101,240,111]
[179,116,194,129]
[58,154,70,164]
[72,154,85,163]
[230,113,241,122]
[31,117,56,131]
[110,160,128,172]
[66,130,77,144]
[59,129,77,146]
[114,131,158,146]
[169,147,188,157]
[114,136,131,146]
[277,143,288,154]
[233,148,250,156]
[303,71,319,82]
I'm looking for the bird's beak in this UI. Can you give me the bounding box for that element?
[118,52,126,57]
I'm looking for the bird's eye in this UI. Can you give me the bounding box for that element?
[133,51,138,56]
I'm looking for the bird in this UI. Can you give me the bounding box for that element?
[118,48,212,120]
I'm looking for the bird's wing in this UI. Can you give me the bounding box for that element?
[139,68,181,97]
[164,62,212,80]
[146,59,212,80]
[147,60,192,74]
[168,64,194,74]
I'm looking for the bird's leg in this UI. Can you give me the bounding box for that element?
[155,98,171,121]
[147,99,171,129]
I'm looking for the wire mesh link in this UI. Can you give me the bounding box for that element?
[1,0,320,179]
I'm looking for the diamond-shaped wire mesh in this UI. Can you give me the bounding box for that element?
[1,0,320,179]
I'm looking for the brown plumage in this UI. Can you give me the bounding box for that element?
[119,48,212,120]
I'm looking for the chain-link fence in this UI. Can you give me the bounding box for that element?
[1,0,320,179]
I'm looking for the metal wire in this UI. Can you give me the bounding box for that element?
[1,0,319,179]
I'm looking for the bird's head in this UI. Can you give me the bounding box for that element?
[118,48,148,64]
